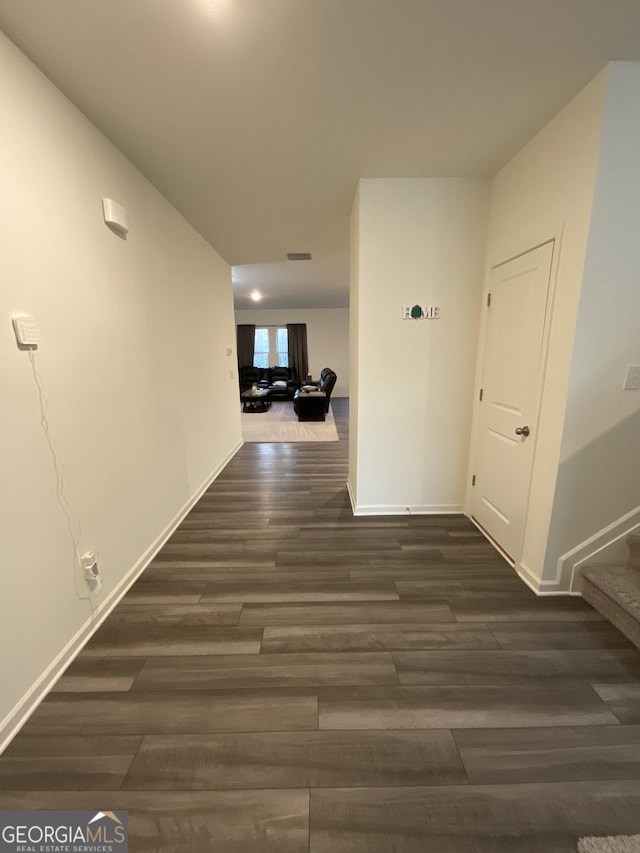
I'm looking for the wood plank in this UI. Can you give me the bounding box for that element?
[239,602,456,626]
[310,781,640,853]
[449,598,605,622]
[21,690,318,734]
[51,658,145,692]
[200,581,400,603]
[489,621,635,650]
[454,725,640,784]
[318,685,618,729]
[0,736,140,790]
[82,624,263,657]
[261,623,498,653]
[124,730,466,789]
[119,580,205,605]
[106,602,242,624]
[395,579,532,600]
[349,564,517,581]
[159,568,352,583]
[393,648,640,685]
[0,790,309,853]
[132,652,398,691]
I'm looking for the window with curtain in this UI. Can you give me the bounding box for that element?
[254,328,270,368]
[276,328,289,366]
[254,327,288,368]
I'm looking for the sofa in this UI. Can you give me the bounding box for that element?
[293,368,337,421]
[239,365,299,400]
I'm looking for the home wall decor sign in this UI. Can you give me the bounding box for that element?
[402,305,441,319]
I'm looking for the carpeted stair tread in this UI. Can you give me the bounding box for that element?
[628,533,640,570]
[582,565,640,649]
[583,565,640,613]
[577,833,640,852]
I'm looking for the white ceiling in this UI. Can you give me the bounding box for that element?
[2,0,640,309]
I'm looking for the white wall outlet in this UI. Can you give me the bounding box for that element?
[81,549,99,580]
[623,364,640,390]
[12,314,40,348]
[81,549,101,595]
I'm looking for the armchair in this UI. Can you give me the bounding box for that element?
[293,368,337,421]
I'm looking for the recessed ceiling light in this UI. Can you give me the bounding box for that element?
[198,0,229,18]
[250,290,262,302]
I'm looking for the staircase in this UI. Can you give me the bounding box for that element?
[581,534,640,648]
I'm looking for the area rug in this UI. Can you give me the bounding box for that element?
[241,401,339,442]
[577,835,640,852]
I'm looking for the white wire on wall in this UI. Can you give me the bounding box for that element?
[27,349,96,615]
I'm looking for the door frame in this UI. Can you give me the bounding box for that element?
[465,228,563,583]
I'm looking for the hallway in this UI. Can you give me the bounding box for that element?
[2,398,640,851]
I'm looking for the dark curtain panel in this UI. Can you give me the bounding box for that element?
[287,323,308,383]
[236,324,255,369]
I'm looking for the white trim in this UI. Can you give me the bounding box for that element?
[346,478,357,513]
[352,503,464,516]
[0,439,243,755]
[513,561,581,596]
[485,222,565,273]
[554,506,640,594]
[467,515,575,596]
[468,515,515,565]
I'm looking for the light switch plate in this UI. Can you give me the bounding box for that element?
[623,364,640,390]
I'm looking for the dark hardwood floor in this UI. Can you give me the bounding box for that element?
[2,397,640,851]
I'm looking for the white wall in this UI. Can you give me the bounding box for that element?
[234,308,349,396]
[0,32,241,748]
[544,63,640,584]
[348,186,361,505]
[350,178,488,514]
[478,69,607,591]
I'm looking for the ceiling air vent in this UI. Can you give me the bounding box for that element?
[286,252,312,261]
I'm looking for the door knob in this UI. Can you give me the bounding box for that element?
[515,426,530,437]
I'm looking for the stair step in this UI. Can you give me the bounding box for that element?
[628,533,640,570]
[582,565,640,650]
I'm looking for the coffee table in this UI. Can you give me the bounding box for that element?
[241,388,272,413]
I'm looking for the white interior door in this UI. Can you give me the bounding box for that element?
[470,241,554,560]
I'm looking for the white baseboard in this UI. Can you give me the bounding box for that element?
[468,517,579,597]
[468,516,515,566]
[554,506,640,595]
[469,510,640,597]
[0,439,243,756]
[351,503,464,516]
[514,561,581,596]
[346,478,356,513]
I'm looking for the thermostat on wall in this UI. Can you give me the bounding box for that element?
[102,198,129,237]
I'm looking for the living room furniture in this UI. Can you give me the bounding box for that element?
[241,388,271,413]
[311,368,337,411]
[239,365,299,400]
[315,367,332,384]
[293,390,327,421]
[293,368,337,421]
